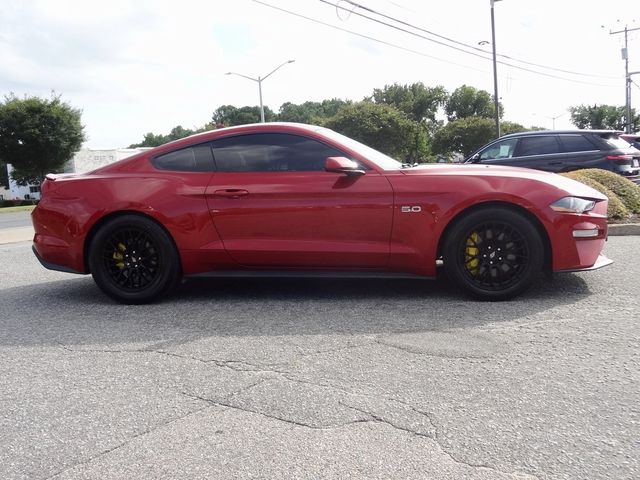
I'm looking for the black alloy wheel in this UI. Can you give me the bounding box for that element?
[444,207,544,300]
[89,215,180,304]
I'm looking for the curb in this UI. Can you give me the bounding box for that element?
[608,223,640,236]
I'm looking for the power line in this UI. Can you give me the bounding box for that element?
[252,0,491,74]
[320,0,619,86]
[339,0,620,80]
[253,0,618,88]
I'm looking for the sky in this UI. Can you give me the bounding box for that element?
[1,0,639,148]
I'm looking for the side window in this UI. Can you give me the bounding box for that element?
[559,135,597,152]
[152,144,214,172]
[479,138,518,160]
[515,136,562,156]
[211,133,350,172]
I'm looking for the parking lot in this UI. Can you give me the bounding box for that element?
[1,233,638,479]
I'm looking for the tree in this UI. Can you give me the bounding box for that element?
[569,104,638,131]
[445,85,501,121]
[129,123,217,148]
[324,101,417,159]
[277,99,351,124]
[212,105,276,126]
[371,83,447,124]
[432,117,527,158]
[0,94,85,185]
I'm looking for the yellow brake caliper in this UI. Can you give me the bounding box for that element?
[465,232,480,276]
[112,242,127,269]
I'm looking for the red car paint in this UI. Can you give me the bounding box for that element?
[32,123,610,285]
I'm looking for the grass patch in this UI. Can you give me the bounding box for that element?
[0,205,36,214]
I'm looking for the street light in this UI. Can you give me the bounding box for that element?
[546,112,567,130]
[490,0,502,138]
[225,60,295,123]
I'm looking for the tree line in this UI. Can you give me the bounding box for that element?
[130,83,527,161]
[0,86,638,188]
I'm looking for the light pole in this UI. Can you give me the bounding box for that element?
[546,112,567,130]
[628,71,640,133]
[225,60,295,123]
[490,0,502,138]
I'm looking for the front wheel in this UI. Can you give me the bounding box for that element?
[443,208,544,300]
[88,215,180,304]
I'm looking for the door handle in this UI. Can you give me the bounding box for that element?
[213,189,249,198]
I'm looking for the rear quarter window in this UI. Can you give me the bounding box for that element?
[559,135,597,152]
[152,144,214,172]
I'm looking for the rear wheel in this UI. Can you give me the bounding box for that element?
[88,215,180,304]
[443,207,544,300]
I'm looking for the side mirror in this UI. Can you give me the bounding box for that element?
[324,157,365,176]
[467,153,480,164]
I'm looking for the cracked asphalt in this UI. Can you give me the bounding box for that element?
[1,237,638,479]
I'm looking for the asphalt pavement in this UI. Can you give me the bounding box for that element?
[1,236,639,479]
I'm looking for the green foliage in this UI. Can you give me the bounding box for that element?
[445,85,501,121]
[325,101,416,159]
[212,104,276,126]
[574,169,640,213]
[129,124,210,148]
[371,82,447,124]
[0,93,85,186]
[432,117,528,158]
[278,99,351,124]
[569,104,639,131]
[560,171,629,219]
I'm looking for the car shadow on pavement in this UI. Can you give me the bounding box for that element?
[0,272,591,348]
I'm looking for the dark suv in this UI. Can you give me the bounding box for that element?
[465,130,640,183]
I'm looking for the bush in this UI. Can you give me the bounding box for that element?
[574,169,640,213]
[560,171,629,219]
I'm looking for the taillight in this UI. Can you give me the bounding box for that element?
[606,154,633,161]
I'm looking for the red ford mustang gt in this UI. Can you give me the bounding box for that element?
[32,123,612,304]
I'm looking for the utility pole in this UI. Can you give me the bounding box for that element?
[610,26,640,133]
[490,0,502,138]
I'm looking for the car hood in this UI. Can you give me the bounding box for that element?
[398,163,606,200]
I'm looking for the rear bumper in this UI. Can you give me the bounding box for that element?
[32,245,84,274]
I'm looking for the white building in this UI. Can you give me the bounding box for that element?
[68,147,151,174]
[6,147,151,200]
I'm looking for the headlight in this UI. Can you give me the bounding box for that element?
[550,196,596,214]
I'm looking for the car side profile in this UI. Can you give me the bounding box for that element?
[32,123,612,304]
[465,130,640,184]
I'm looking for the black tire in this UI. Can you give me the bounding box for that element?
[443,207,544,300]
[88,215,180,304]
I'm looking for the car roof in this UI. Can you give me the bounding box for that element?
[498,129,621,139]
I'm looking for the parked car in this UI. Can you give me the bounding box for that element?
[465,130,640,183]
[621,133,640,150]
[32,123,612,304]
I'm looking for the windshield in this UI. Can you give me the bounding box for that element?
[318,127,403,170]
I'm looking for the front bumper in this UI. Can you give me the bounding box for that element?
[556,253,613,273]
